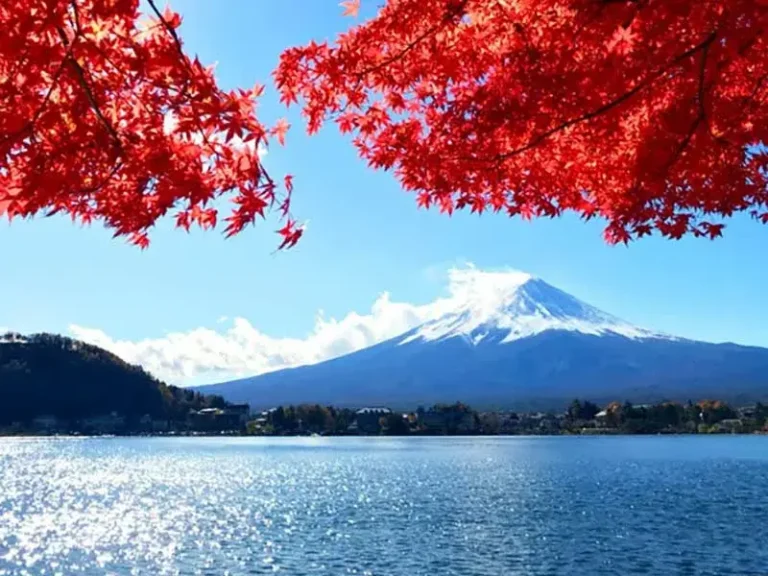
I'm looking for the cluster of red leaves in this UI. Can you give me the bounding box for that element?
[277,0,768,242]
[0,0,296,248]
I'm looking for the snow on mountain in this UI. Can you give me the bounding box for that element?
[400,273,669,345]
[195,270,768,410]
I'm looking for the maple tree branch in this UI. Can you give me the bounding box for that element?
[469,31,718,164]
[54,27,123,153]
[697,42,709,119]
[0,11,84,145]
[355,21,450,79]
[664,116,704,177]
[695,40,733,147]
[145,0,201,110]
[80,161,124,195]
[737,27,768,107]
[44,159,125,219]
[69,1,83,35]
[329,19,456,119]
[145,0,184,54]
[0,49,75,145]
[143,0,234,173]
[651,41,717,207]
[69,57,124,151]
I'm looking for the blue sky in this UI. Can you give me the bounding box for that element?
[2,0,767,385]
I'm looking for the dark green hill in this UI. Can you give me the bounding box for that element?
[0,332,228,426]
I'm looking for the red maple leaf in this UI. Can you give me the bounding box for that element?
[340,0,360,18]
[276,219,304,250]
[606,25,638,56]
[271,118,290,146]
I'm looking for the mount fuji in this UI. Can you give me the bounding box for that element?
[195,272,768,410]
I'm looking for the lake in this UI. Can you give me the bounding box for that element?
[0,436,766,575]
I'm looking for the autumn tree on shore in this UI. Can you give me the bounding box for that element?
[2,0,767,247]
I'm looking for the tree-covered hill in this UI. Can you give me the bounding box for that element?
[0,332,227,426]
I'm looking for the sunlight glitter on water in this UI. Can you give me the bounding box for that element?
[1,436,767,575]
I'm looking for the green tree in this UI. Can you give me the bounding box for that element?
[568,399,600,421]
[479,413,501,435]
[567,399,583,421]
[755,402,767,425]
[698,400,737,425]
[384,413,410,436]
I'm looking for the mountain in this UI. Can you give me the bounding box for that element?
[194,274,768,410]
[0,332,230,426]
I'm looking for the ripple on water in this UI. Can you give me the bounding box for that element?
[0,436,766,575]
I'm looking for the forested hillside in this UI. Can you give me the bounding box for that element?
[0,332,227,426]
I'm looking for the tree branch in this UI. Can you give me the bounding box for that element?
[55,27,123,152]
[145,0,184,55]
[663,116,703,177]
[468,31,717,164]
[69,1,83,35]
[354,21,449,79]
[653,42,711,199]
[0,49,74,145]
[697,41,709,119]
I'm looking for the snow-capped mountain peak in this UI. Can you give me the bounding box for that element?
[400,275,667,345]
[201,267,768,411]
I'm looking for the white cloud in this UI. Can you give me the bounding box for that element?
[67,265,532,386]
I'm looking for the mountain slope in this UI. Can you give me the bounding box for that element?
[0,332,230,425]
[195,275,768,410]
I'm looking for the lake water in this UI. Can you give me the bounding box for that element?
[0,436,766,575]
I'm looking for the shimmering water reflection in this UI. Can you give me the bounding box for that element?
[0,436,766,575]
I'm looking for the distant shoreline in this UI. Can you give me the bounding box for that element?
[3,399,767,437]
[2,430,766,439]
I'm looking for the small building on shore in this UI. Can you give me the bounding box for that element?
[595,409,609,427]
[190,404,251,431]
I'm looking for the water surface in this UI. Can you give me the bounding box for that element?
[0,436,766,575]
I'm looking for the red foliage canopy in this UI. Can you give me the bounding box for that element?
[0,0,300,248]
[2,1,766,247]
[277,0,768,242]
